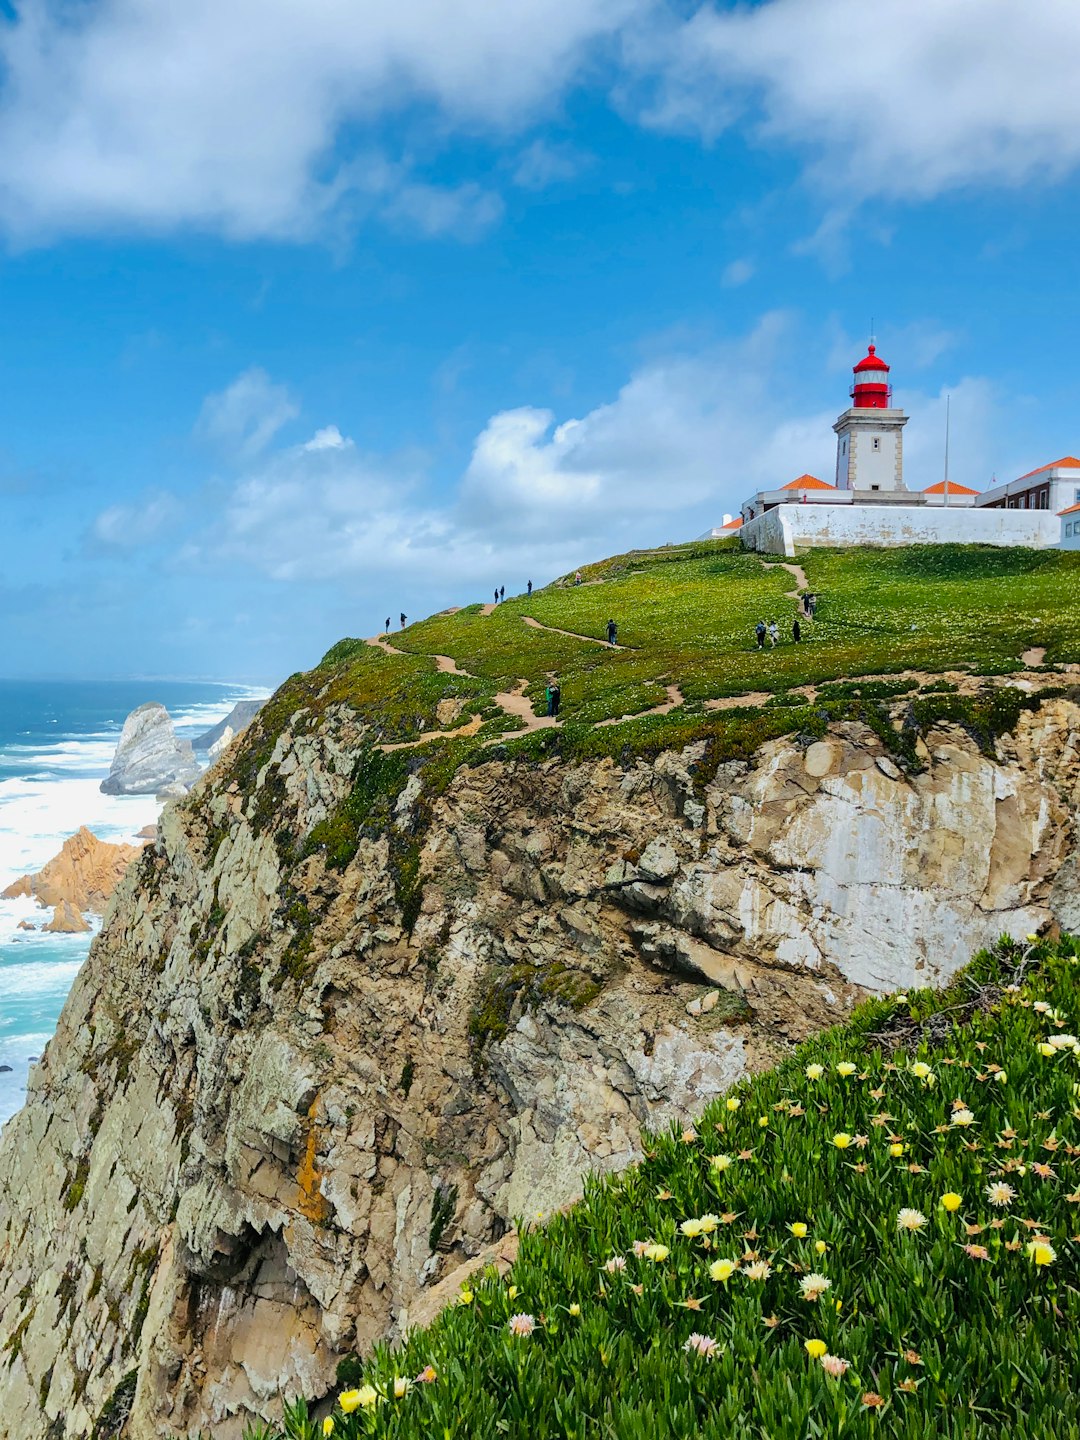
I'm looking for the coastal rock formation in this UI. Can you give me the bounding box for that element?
[100,704,201,796]
[42,901,91,934]
[0,694,1077,1438]
[1,827,144,914]
[193,699,263,753]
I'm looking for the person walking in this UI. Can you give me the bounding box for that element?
[493,588,499,605]
[768,620,779,647]
[500,586,505,602]
[384,616,391,634]
[606,618,618,646]
[755,619,766,650]
[400,612,407,629]
[574,571,582,586]
[550,681,562,718]
[793,617,802,643]
[527,580,533,596]
[808,593,817,618]
[545,681,553,716]
[802,593,811,617]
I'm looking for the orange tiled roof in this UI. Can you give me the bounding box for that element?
[781,474,834,491]
[1014,456,1080,481]
[1058,501,1080,517]
[923,480,981,496]
[720,515,743,530]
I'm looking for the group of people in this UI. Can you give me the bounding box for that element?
[385,613,407,632]
[491,581,535,603]
[755,592,818,649]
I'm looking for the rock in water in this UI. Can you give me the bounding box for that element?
[42,900,91,933]
[99,703,201,796]
[193,699,264,752]
[1,826,144,913]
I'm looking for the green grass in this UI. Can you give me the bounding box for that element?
[244,933,1080,1439]
[221,542,1080,794]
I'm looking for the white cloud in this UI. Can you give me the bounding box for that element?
[512,139,589,190]
[91,490,180,548]
[195,368,299,459]
[642,0,1080,200]
[0,0,641,240]
[721,257,754,287]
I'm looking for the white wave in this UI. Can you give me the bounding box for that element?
[0,958,85,999]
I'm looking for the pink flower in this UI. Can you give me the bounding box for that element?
[507,1313,536,1337]
[604,1256,627,1273]
[683,1332,720,1360]
[820,1353,850,1378]
[415,1366,437,1384]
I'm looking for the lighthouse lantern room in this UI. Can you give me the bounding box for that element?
[833,340,909,493]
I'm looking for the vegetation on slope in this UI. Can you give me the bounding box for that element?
[243,935,1080,1440]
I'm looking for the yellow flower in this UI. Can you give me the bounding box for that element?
[357,1387,379,1411]
[338,1392,361,1415]
[805,1338,827,1359]
[323,1421,334,1437]
[832,1133,852,1149]
[758,1115,769,1128]
[681,1218,707,1238]
[709,1258,738,1282]
[1026,1240,1056,1266]
[940,1192,962,1213]
[643,1243,670,1263]
[726,1097,741,1112]
[889,1143,905,1158]
[1038,1042,1056,1058]
[814,1240,828,1255]
[569,1303,581,1317]
[836,1062,856,1077]
[805,1063,824,1080]
[393,1377,410,1400]
[457,1289,474,1306]
[508,1285,518,1299]
[788,1222,808,1239]
[995,1071,1007,1084]
[710,1153,733,1172]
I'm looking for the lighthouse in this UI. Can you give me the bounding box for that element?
[833,342,909,493]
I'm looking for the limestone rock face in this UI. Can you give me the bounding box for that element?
[0,696,1077,1439]
[193,700,264,754]
[100,704,201,796]
[1,826,144,913]
[42,900,91,934]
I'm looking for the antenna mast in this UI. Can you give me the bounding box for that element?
[943,394,951,507]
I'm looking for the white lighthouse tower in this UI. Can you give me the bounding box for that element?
[833,342,909,493]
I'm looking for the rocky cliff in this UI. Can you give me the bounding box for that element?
[2,827,146,913]
[100,704,201,797]
[0,688,1077,1439]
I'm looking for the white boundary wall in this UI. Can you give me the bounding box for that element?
[739,503,1059,558]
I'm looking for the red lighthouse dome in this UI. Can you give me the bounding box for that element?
[850,343,891,409]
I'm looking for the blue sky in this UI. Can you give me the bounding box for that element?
[1,0,1079,682]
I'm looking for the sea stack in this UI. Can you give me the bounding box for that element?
[1,826,144,913]
[99,703,201,796]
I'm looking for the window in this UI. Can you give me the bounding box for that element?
[1067,522,1074,537]
[1075,488,1080,503]
[872,437,881,451]
[870,484,880,491]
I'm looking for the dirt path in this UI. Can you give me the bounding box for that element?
[1023,646,1047,667]
[759,558,809,600]
[379,714,485,752]
[480,603,498,616]
[368,636,404,655]
[522,615,629,649]
[435,654,471,676]
[597,684,684,728]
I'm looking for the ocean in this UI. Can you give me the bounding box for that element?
[0,680,268,1128]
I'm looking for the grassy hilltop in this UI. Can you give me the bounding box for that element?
[232,540,1080,831]
[250,935,1080,1440]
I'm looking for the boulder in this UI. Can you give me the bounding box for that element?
[1,827,144,913]
[100,703,201,796]
[42,900,91,934]
[193,699,264,753]
[16,920,36,932]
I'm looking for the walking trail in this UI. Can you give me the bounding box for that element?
[363,629,1055,753]
[759,558,809,602]
[521,615,629,649]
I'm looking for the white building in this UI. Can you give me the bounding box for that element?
[978,457,1080,515]
[1059,500,1080,551]
[729,340,1068,557]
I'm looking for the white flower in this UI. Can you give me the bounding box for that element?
[743,1260,772,1281]
[951,1108,975,1127]
[604,1256,627,1273]
[508,1313,536,1337]
[896,1208,928,1232]
[683,1332,721,1359]
[798,1273,832,1302]
[986,1181,1015,1207]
